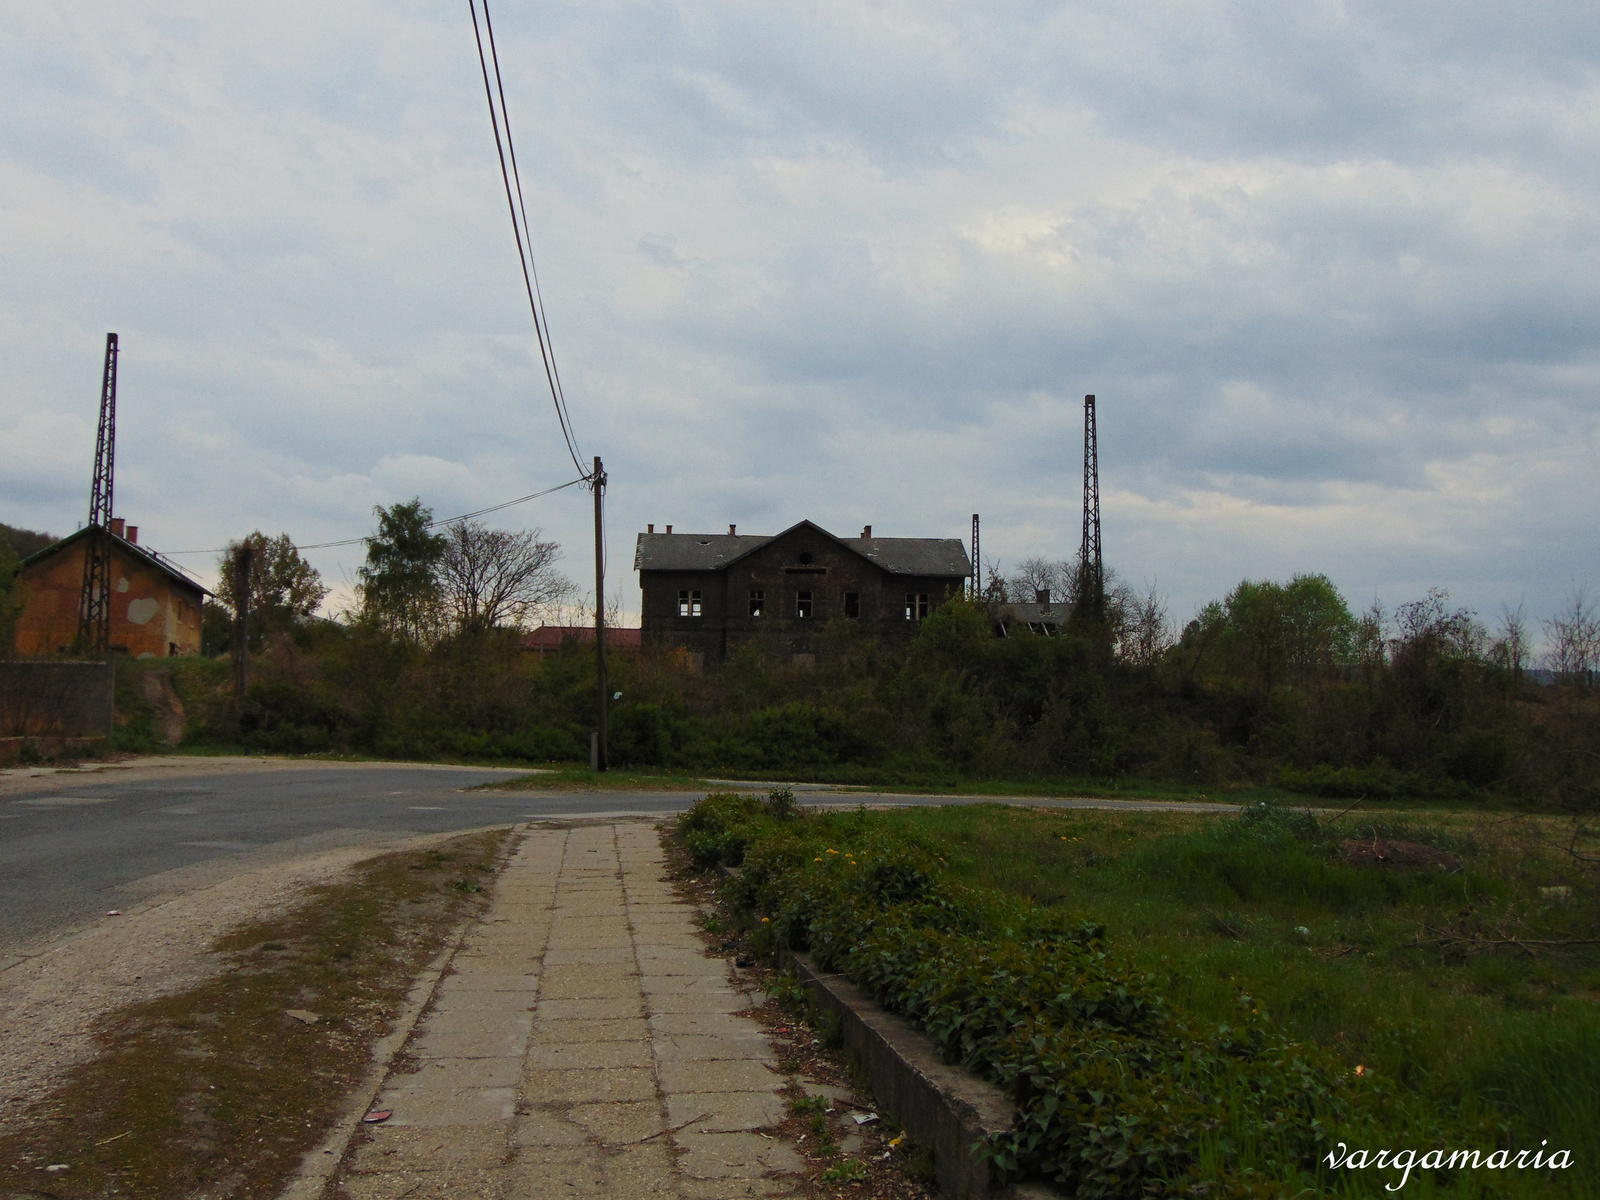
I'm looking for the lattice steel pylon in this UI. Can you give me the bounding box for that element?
[971,513,980,599]
[76,333,119,654]
[1076,393,1104,623]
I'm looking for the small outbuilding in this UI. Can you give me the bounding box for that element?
[12,520,210,658]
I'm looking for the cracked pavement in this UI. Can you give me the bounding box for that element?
[332,821,803,1199]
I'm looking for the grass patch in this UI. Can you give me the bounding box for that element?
[680,795,1597,1196]
[0,829,514,1199]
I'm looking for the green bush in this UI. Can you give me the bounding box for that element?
[678,798,1446,1196]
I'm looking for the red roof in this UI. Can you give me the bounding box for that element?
[520,625,642,653]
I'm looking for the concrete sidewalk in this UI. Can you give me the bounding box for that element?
[334,821,803,1199]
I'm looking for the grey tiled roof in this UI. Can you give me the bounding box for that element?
[855,538,971,577]
[991,602,1067,624]
[634,534,772,572]
[634,523,971,578]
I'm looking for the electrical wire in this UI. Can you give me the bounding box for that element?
[156,476,588,556]
[469,0,585,477]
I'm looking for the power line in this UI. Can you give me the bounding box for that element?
[156,476,588,556]
[469,0,585,477]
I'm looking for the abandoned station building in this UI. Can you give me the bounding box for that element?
[13,520,209,658]
[636,520,971,666]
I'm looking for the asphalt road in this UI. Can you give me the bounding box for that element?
[0,760,1234,960]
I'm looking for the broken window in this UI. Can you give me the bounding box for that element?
[796,591,813,618]
[905,593,929,620]
[749,589,764,617]
[844,592,860,618]
[678,588,702,617]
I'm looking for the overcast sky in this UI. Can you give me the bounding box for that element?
[3,0,1597,634]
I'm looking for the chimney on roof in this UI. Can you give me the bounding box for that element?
[861,525,871,538]
[126,526,138,544]
[666,525,673,534]
[109,518,125,538]
[1036,589,1050,608]
[729,524,736,535]
[648,524,654,534]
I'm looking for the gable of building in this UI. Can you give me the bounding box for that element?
[22,526,210,600]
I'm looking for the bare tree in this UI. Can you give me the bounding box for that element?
[982,559,1009,604]
[436,521,573,635]
[1007,557,1076,607]
[1492,601,1530,677]
[1542,586,1600,685]
[1118,580,1174,668]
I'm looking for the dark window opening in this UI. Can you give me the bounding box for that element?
[844,592,860,618]
[749,589,764,617]
[678,589,702,618]
[797,591,813,618]
[905,593,929,620]
[798,551,814,565]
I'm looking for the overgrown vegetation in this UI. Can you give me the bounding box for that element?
[677,794,1598,1197]
[0,829,512,1199]
[158,575,1597,816]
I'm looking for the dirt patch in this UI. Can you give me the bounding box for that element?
[1340,837,1464,871]
[0,829,515,1199]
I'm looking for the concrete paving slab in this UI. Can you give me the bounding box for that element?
[538,964,641,999]
[637,955,729,978]
[646,991,751,1014]
[658,1058,779,1094]
[523,1066,659,1104]
[394,1055,523,1089]
[428,987,537,1013]
[409,1030,530,1060]
[418,1010,533,1037]
[665,1090,788,1133]
[524,1040,654,1070]
[372,1085,517,1126]
[647,1011,763,1037]
[337,1169,510,1199]
[674,1131,803,1181]
[542,945,635,965]
[562,1098,671,1144]
[508,1109,591,1147]
[536,996,644,1021]
[437,970,539,992]
[641,974,738,995]
[344,1123,515,1174]
[532,1017,650,1043]
[652,1033,776,1064]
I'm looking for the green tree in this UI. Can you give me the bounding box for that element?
[1182,574,1356,694]
[359,499,446,642]
[215,532,330,640]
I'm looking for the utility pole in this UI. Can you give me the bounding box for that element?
[971,514,980,600]
[77,333,118,655]
[1077,394,1104,624]
[592,456,608,773]
[233,544,253,699]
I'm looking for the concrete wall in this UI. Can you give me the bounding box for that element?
[14,538,205,658]
[0,660,114,738]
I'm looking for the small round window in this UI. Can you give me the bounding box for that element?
[798,551,813,564]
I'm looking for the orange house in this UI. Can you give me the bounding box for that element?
[13,520,210,658]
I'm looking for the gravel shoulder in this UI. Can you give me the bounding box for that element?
[0,825,510,1115]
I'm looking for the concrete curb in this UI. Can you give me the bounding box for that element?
[784,950,1062,1200]
[277,823,528,1200]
